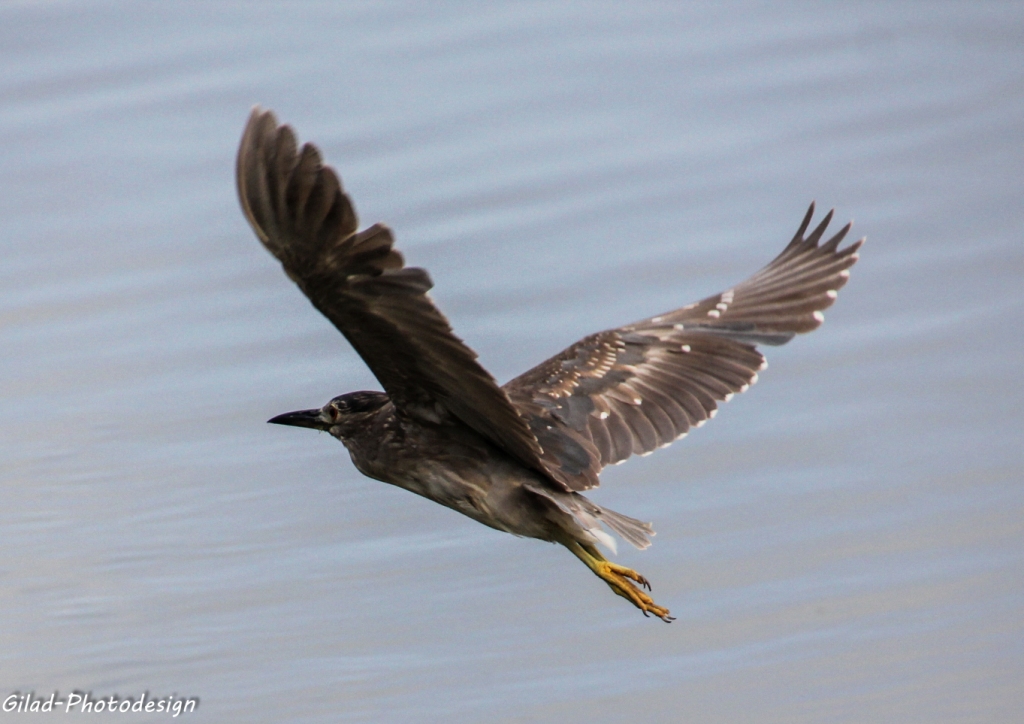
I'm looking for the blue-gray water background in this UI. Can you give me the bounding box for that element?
[2,2,1022,722]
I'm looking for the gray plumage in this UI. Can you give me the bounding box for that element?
[237,107,861,621]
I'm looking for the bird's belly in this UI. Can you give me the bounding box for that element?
[360,452,554,539]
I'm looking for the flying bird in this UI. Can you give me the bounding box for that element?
[236,107,861,621]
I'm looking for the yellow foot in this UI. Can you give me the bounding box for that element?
[563,540,675,622]
[602,561,652,591]
[595,560,674,621]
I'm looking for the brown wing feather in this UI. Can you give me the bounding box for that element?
[237,108,560,485]
[504,203,861,491]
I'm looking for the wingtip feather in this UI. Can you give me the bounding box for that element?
[790,201,816,245]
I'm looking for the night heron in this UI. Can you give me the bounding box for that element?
[237,108,861,621]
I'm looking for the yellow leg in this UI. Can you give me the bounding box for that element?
[563,539,674,622]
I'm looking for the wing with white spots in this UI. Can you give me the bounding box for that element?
[504,204,861,492]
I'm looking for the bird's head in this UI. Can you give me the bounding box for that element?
[268,391,389,435]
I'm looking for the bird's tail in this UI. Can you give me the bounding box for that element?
[593,504,655,551]
[526,484,654,553]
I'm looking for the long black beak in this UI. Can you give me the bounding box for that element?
[267,408,327,430]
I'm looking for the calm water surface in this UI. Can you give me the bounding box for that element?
[2,2,1022,722]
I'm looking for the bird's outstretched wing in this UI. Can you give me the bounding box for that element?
[504,204,862,492]
[237,107,554,481]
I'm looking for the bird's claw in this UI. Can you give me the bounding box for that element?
[595,561,673,622]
